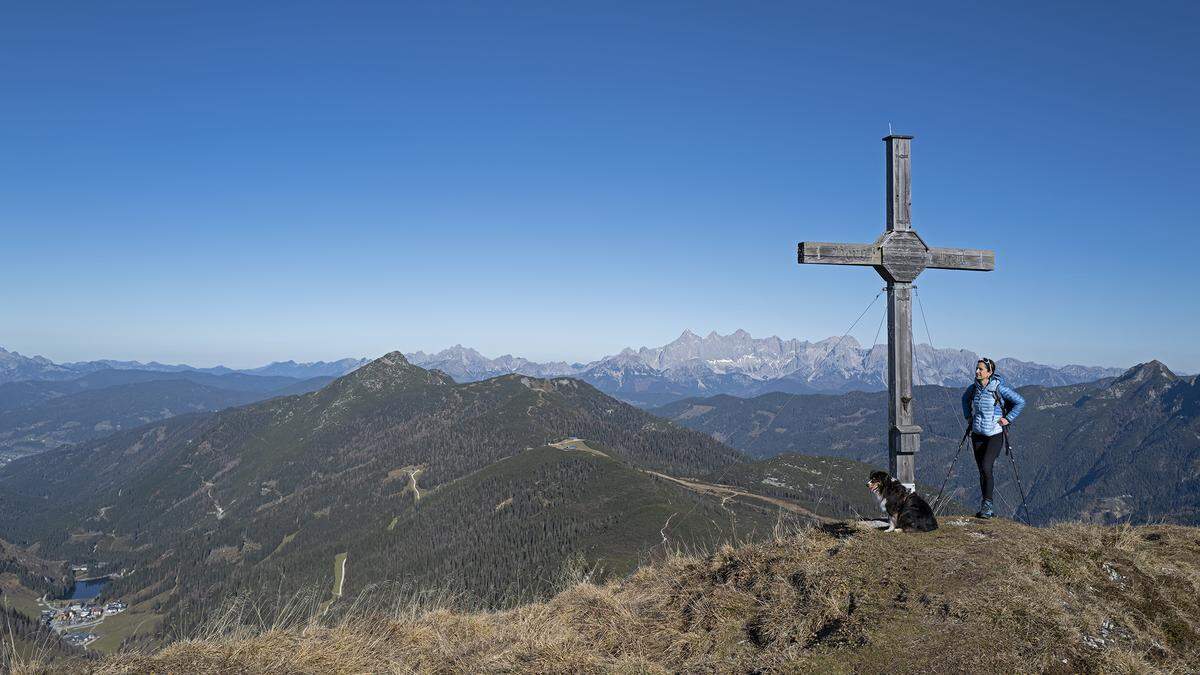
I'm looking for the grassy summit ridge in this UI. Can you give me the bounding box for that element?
[69,519,1200,674]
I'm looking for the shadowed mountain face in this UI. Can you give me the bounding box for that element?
[0,536,71,596]
[0,346,367,385]
[0,353,787,638]
[654,362,1200,526]
[0,370,332,461]
[0,369,307,409]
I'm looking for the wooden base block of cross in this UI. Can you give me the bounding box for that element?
[797,135,995,489]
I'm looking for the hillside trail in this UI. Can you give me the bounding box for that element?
[659,513,676,547]
[202,482,226,520]
[334,555,347,597]
[407,468,423,501]
[644,471,833,524]
[549,438,833,524]
[384,465,425,501]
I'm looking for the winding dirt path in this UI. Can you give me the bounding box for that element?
[203,482,226,520]
[550,437,830,524]
[659,512,676,546]
[334,554,347,597]
[645,471,832,524]
[408,469,423,501]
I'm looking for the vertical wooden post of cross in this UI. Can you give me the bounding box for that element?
[886,281,919,486]
[884,135,919,486]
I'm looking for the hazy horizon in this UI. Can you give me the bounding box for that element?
[0,325,1170,374]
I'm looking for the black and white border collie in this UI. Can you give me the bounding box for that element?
[867,470,938,533]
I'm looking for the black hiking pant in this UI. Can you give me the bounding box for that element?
[971,432,1004,502]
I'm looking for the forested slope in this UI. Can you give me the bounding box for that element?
[0,354,772,642]
[655,362,1200,525]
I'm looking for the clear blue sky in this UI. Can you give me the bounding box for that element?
[2,2,1196,371]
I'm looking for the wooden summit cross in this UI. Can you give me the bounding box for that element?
[797,135,995,489]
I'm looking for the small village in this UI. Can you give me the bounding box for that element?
[42,598,127,634]
[40,598,127,648]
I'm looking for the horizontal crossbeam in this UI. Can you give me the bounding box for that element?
[799,241,995,272]
[797,241,879,266]
[927,247,995,271]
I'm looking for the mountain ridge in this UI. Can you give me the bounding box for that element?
[653,361,1200,526]
[402,330,1125,406]
[0,346,370,385]
[1,330,1125,404]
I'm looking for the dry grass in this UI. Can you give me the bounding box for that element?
[20,519,1200,674]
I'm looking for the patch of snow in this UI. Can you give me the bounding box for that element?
[1102,562,1124,584]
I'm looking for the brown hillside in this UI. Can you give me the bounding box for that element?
[39,519,1200,674]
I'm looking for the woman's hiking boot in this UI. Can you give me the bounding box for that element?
[976,499,995,519]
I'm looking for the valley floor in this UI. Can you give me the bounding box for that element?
[45,518,1200,674]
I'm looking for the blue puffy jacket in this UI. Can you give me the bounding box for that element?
[961,375,1025,436]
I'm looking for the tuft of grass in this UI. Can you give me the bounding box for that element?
[82,519,1200,674]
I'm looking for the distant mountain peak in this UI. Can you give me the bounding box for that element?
[334,351,451,392]
[1116,360,1176,382]
[344,350,409,375]
[403,330,1125,407]
[820,335,861,350]
[1144,359,1173,374]
[1103,360,1178,398]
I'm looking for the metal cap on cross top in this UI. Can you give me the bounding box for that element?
[796,134,995,489]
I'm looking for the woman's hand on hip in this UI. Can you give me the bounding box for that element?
[998,417,1009,426]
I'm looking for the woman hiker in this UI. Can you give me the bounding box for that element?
[961,358,1026,519]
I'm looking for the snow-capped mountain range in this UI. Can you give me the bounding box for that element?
[403,330,1123,407]
[2,331,1124,408]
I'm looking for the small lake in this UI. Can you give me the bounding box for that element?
[65,577,110,600]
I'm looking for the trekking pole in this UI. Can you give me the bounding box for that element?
[931,424,972,515]
[1002,426,1033,524]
